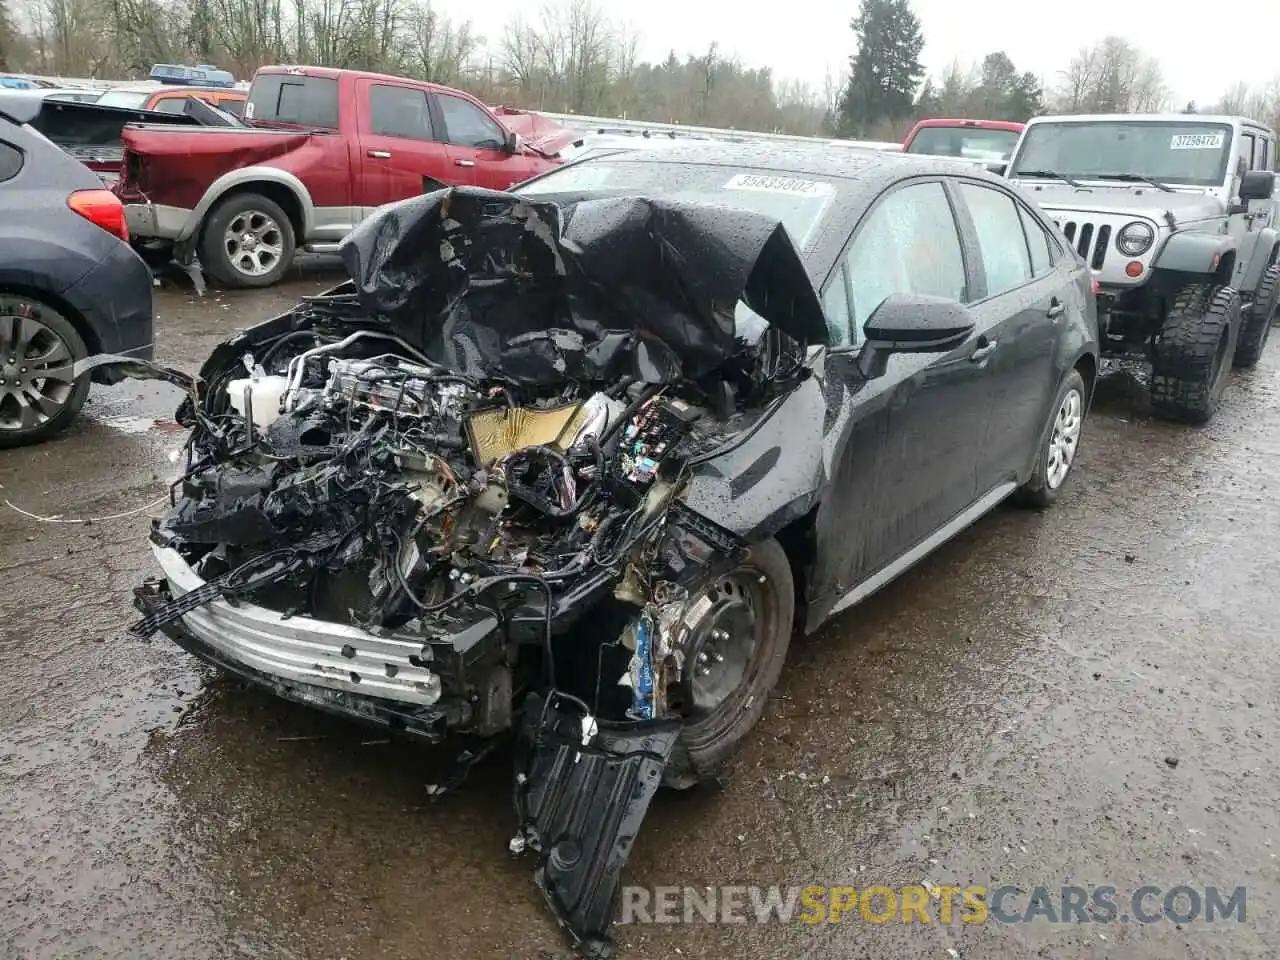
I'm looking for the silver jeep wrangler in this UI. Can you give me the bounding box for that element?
[1005,114,1280,423]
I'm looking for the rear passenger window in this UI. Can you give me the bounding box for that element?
[844,181,968,327]
[151,97,188,114]
[369,85,434,141]
[959,182,1032,297]
[1017,204,1054,277]
[0,142,22,183]
[247,75,339,129]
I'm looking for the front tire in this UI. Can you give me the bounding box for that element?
[0,294,90,448]
[1014,368,1086,509]
[1150,283,1240,424]
[663,538,794,789]
[1234,264,1279,368]
[199,192,295,289]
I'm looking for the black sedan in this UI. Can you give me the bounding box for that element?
[113,142,1097,956]
[0,94,154,446]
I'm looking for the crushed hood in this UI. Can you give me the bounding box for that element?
[1014,181,1226,224]
[338,186,828,385]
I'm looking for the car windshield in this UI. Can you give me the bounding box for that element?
[95,90,151,110]
[516,160,839,252]
[907,126,1020,160]
[1010,120,1234,187]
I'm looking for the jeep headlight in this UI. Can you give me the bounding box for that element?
[1117,221,1154,257]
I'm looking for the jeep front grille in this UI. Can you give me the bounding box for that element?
[1055,219,1111,271]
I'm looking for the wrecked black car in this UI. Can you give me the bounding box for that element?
[114,143,1099,957]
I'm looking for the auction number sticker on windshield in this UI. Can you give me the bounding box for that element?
[723,173,834,196]
[1170,132,1224,149]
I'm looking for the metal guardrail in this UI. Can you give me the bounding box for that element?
[526,109,903,152]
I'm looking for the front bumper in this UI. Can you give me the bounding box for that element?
[138,542,454,734]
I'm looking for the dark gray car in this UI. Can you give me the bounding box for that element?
[0,94,154,446]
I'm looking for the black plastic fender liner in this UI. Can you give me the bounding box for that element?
[512,692,682,959]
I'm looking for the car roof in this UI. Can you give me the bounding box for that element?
[582,138,986,184]
[534,140,1013,288]
[1024,113,1274,134]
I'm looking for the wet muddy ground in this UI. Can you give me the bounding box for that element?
[2,269,1278,959]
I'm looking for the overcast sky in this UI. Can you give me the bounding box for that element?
[432,0,1279,108]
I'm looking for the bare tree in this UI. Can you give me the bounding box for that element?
[1052,37,1167,113]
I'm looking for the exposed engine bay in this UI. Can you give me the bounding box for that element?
[98,185,829,958]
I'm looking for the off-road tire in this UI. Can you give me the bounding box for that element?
[663,538,794,789]
[1150,284,1240,424]
[199,192,295,289]
[1014,369,1086,509]
[1234,264,1280,368]
[0,294,90,448]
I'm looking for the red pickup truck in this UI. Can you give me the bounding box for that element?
[115,66,569,287]
[901,118,1025,163]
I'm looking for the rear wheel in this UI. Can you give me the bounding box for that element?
[663,538,794,789]
[0,294,90,448]
[199,192,295,289]
[1014,369,1086,509]
[1150,283,1240,424]
[1234,264,1279,368]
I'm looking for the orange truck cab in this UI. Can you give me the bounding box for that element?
[95,63,247,116]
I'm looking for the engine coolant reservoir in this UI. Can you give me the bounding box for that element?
[225,375,291,432]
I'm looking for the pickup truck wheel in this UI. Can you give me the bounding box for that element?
[0,294,90,448]
[200,193,295,289]
[1233,264,1279,368]
[663,538,794,789]
[1150,283,1240,424]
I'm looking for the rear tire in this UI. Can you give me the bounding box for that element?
[1234,264,1279,368]
[1014,369,1086,509]
[663,538,794,789]
[0,294,90,448]
[199,192,295,289]
[1150,283,1240,424]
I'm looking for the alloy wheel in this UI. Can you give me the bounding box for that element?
[223,210,284,278]
[0,311,77,432]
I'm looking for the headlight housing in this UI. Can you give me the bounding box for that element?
[1116,221,1155,257]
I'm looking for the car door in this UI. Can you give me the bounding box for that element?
[951,180,1066,489]
[816,177,998,595]
[354,79,455,209]
[432,90,540,190]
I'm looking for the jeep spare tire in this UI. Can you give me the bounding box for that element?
[199,192,296,289]
[1234,263,1279,368]
[1150,283,1240,424]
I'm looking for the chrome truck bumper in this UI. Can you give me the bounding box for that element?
[137,543,449,734]
[122,202,191,241]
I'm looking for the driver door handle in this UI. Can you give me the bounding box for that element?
[1047,298,1066,319]
[454,158,475,167]
[969,338,998,363]
[367,149,391,159]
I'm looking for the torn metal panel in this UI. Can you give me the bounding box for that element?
[338,186,828,384]
[513,693,681,959]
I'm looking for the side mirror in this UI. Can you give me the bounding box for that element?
[985,161,1008,177]
[857,293,975,380]
[1239,169,1276,202]
[504,129,521,154]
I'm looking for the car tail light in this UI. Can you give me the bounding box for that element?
[68,189,129,243]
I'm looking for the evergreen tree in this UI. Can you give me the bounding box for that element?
[837,0,925,136]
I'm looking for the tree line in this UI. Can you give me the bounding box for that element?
[2,0,1278,139]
